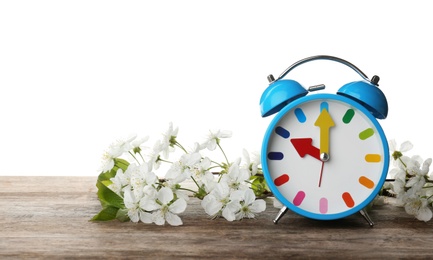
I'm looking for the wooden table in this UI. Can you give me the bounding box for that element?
[1,176,433,259]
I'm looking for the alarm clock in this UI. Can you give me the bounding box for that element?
[260,55,389,226]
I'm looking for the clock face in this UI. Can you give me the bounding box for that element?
[262,93,389,220]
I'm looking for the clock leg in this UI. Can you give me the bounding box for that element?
[273,206,289,224]
[359,209,374,227]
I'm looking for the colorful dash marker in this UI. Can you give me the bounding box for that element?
[275,126,290,139]
[342,192,355,208]
[274,174,289,186]
[293,191,306,206]
[359,128,374,140]
[319,197,328,214]
[359,176,375,189]
[342,109,355,124]
[365,154,381,162]
[294,108,306,123]
[320,102,329,112]
[268,152,284,160]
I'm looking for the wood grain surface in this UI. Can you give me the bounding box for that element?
[1,176,433,259]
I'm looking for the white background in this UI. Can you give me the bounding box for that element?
[0,1,431,176]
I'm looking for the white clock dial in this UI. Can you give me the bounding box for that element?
[262,94,389,220]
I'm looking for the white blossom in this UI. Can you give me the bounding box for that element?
[128,163,157,197]
[202,129,232,151]
[221,158,250,191]
[387,140,433,223]
[108,168,127,195]
[113,134,137,154]
[160,122,179,159]
[165,152,201,183]
[404,197,432,222]
[123,188,145,223]
[99,146,123,173]
[241,149,260,176]
[148,140,164,170]
[190,157,215,192]
[141,187,187,226]
[233,189,266,220]
[201,182,232,219]
[131,136,149,154]
[95,126,272,225]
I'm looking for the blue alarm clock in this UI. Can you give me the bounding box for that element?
[260,55,389,226]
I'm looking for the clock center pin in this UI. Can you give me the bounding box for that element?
[320,153,329,162]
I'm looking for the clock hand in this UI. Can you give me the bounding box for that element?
[318,161,325,187]
[314,108,335,160]
[290,138,321,161]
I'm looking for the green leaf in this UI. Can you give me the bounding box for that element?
[193,184,208,200]
[96,179,124,209]
[95,158,129,207]
[115,208,130,222]
[250,175,271,197]
[97,158,130,183]
[92,158,131,222]
[101,180,112,187]
[91,205,120,221]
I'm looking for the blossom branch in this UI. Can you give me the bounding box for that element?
[93,123,266,225]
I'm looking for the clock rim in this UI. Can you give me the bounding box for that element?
[261,93,389,220]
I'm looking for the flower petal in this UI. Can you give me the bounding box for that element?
[229,190,245,202]
[169,198,187,214]
[222,201,241,221]
[123,189,136,209]
[139,198,160,211]
[243,189,256,205]
[405,176,419,188]
[139,211,153,224]
[222,207,236,221]
[250,199,266,213]
[388,139,397,151]
[158,187,174,205]
[201,195,222,216]
[165,212,183,226]
[127,209,139,223]
[153,211,165,225]
[416,207,433,222]
[400,141,413,152]
[219,130,232,138]
[207,140,217,151]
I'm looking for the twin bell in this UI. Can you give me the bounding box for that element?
[260,55,388,120]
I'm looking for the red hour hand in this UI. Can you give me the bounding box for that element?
[290,138,321,161]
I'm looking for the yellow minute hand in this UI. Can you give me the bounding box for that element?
[314,108,335,158]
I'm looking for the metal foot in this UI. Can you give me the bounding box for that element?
[359,209,374,227]
[273,206,288,224]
